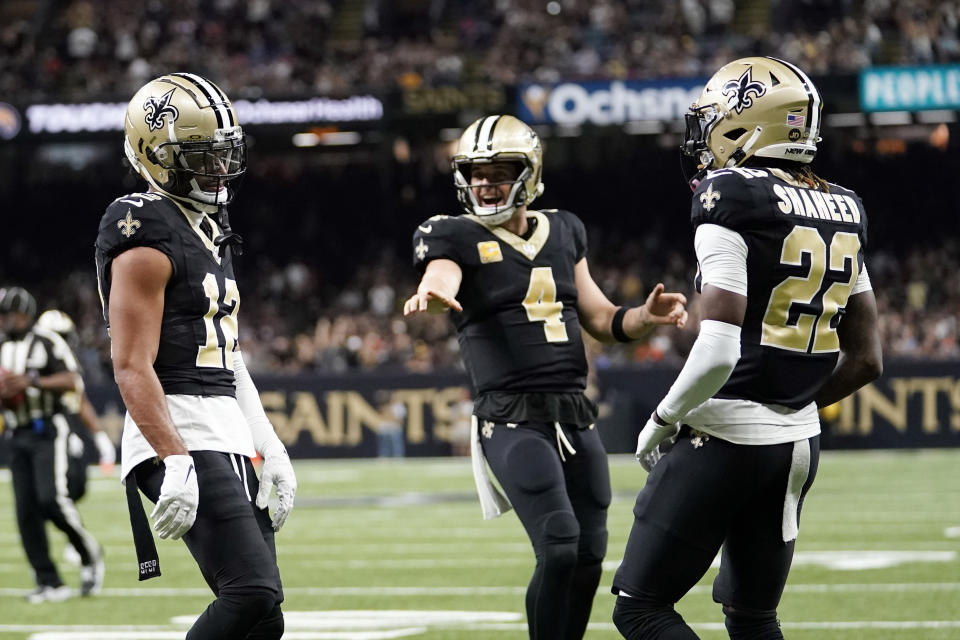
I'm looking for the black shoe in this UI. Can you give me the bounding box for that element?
[81,546,105,597]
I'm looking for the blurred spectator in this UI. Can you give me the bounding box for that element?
[374,390,406,458]
[5,0,960,102]
[14,231,958,382]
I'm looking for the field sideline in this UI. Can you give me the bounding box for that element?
[1,449,958,639]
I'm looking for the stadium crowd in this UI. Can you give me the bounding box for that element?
[22,232,960,383]
[2,0,960,100]
[2,0,958,378]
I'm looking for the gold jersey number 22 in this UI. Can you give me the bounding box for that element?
[762,227,860,353]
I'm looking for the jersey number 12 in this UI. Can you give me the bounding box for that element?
[197,273,240,370]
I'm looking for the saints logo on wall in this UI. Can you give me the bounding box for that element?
[722,68,766,114]
[143,89,180,132]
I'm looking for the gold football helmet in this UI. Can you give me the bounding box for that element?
[682,57,822,186]
[452,115,544,225]
[123,73,245,207]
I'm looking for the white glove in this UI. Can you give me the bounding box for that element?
[256,441,297,532]
[94,431,116,467]
[152,454,199,540]
[635,414,680,473]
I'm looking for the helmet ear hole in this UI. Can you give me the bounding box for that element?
[724,128,748,140]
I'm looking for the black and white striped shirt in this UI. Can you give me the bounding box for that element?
[0,327,78,428]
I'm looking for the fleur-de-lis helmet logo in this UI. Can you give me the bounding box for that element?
[721,68,766,114]
[143,89,180,132]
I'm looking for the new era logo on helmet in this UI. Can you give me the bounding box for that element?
[143,89,180,132]
[722,68,766,114]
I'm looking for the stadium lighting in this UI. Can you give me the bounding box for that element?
[623,120,664,135]
[869,111,912,126]
[320,131,362,145]
[916,110,957,124]
[292,132,321,147]
[826,113,867,127]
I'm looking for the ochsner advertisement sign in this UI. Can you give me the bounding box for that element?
[518,79,705,125]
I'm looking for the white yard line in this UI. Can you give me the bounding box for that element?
[4,582,960,599]
[24,632,426,640]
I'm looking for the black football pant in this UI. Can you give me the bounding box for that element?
[481,420,611,640]
[10,415,100,588]
[612,428,820,639]
[134,451,285,640]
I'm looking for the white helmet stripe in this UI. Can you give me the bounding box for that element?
[181,72,233,127]
[171,72,233,128]
[474,116,501,152]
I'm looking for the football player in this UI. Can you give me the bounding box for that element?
[611,57,883,639]
[95,73,296,639]
[404,115,688,640]
[0,287,104,602]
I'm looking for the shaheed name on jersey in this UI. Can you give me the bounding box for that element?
[95,192,240,397]
[691,167,868,409]
[413,209,589,396]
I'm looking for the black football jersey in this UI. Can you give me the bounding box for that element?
[413,210,589,395]
[95,192,240,396]
[691,167,868,409]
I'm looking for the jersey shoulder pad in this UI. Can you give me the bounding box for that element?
[412,214,469,268]
[541,209,587,259]
[824,181,868,244]
[691,169,760,231]
[97,193,176,258]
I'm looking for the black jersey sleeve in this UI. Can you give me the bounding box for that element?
[412,214,464,274]
[96,194,178,274]
[690,170,761,232]
[550,209,588,262]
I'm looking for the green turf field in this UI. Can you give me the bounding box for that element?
[1,449,958,639]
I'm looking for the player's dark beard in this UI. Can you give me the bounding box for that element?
[680,151,708,190]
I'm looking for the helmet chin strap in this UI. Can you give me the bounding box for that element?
[473,204,516,226]
[726,126,763,167]
[468,179,525,226]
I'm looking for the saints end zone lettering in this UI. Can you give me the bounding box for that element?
[833,376,960,437]
[260,387,468,448]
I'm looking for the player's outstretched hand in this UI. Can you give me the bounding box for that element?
[644,283,688,328]
[152,454,198,540]
[403,289,463,315]
[635,414,680,472]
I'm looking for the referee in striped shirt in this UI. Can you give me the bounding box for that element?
[0,287,103,603]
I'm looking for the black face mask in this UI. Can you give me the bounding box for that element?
[679,108,713,190]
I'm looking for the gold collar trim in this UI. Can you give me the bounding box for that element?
[465,210,550,261]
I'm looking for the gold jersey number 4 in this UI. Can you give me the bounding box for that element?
[523,267,569,343]
[761,226,860,353]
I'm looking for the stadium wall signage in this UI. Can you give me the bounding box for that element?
[517,79,705,126]
[401,84,507,114]
[860,64,960,112]
[43,361,957,464]
[16,95,384,136]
